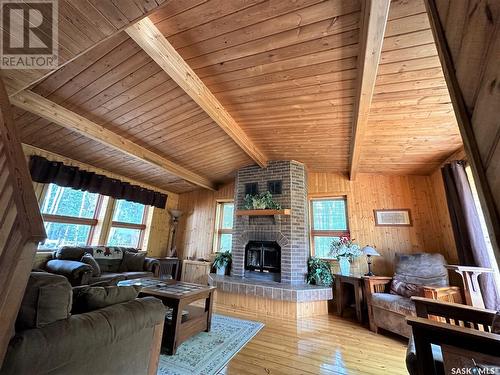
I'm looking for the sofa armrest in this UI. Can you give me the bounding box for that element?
[144,257,160,277]
[2,297,166,375]
[363,276,393,333]
[45,259,92,286]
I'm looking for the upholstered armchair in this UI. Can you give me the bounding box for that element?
[364,253,461,338]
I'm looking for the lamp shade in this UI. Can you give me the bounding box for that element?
[169,209,183,219]
[362,246,380,257]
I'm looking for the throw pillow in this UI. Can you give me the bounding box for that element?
[93,247,123,272]
[55,246,88,260]
[17,272,72,330]
[390,275,422,298]
[72,286,139,313]
[119,251,146,272]
[80,253,101,277]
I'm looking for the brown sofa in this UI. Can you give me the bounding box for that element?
[43,246,160,286]
[0,272,166,375]
[365,253,461,338]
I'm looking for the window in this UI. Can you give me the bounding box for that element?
[107,200,147,248]
[268,180,282,195]
[310,197,349,258]
[245,183,258,196]
[214,202,234,252]
[39,184,101,249]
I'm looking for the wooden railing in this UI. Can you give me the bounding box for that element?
[0,77,46,365]
[407,297,500,375]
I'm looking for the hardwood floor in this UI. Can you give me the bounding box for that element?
[216,305,409,375]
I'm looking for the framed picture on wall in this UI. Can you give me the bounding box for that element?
[374,209,412,226]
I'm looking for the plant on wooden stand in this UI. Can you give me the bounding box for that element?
[329,237,362,275]
[243,191,282,210]
[306,257,333,286]
[213,251,232,276]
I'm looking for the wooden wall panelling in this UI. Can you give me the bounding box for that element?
[0,78,46,365]
[308,172,458,275]
[214,290,328,319]
[425,0,500,266]
[177,174,457,276]
[144,194,180,258]
[176,181,235,260]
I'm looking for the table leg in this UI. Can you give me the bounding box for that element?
[354,282,363,322]
[205,290,214,332]
[336,280,343,316]
[162,300,182,355]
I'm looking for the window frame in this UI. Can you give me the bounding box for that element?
[39,185,104,250]
[107,200,149,249]
[309,196,350,258]
[213,200,234,253]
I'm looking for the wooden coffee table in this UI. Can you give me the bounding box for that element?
[118,278,216,354]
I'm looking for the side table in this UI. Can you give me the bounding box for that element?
[334,273,366,323]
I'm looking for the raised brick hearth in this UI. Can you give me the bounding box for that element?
[231,161,309,284]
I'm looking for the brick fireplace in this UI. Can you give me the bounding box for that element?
[231,160,309,284]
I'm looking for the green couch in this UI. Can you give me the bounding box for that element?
[0,272,166,375]
[44,246,160,286]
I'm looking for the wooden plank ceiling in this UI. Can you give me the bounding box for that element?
[8,0,463,193]
[358,0,462,174]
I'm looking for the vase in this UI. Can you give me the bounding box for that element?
[216,265,226,276]
[339,258,351,276]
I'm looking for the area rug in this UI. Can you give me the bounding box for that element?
[157,314,264,375]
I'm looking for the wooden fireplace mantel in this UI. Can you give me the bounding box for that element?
[235,209,291,216]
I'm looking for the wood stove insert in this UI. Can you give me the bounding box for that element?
[245,241,281,275]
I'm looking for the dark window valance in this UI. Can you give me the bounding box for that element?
[29,155,167,209]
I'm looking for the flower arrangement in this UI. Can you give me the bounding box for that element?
[329,237,362,261]
[243,191,282,210]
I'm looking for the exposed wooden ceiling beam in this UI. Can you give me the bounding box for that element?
[125,18,268,168]
[349,0,391,180]
[11,90,217,191]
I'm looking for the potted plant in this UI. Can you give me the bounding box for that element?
[306,257,333,286]
[243,191,282,210]
[213,251,232,276]
[329,237,362,275]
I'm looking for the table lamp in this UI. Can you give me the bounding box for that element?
[362,245,380,276]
